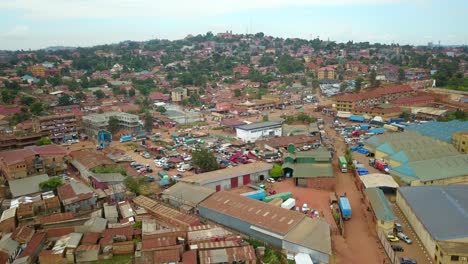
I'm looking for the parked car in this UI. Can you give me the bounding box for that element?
[394,223,403,233]
[266,178,275,183]
[399,257,417,264]
[387,235,399,242]
[396,232,412,244]
[302,203,310,213]
[391,245,404,252]
[177,168,186,173]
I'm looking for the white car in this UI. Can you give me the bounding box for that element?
[177,168,186,173]
[302,203,310,213]
[266,178,275,183]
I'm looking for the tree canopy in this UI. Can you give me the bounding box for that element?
[39,177,64,190]
[269,163,284,178]
[192,147,219,172]
[108,116,120,134]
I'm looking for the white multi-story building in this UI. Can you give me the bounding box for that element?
[236,121,282,143]
[82,111,140,137]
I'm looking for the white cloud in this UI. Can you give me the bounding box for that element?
[1,0,410,20]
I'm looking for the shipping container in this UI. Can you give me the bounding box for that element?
[263,192,293,203]
[280,198,296,210]
[339,196,352,220]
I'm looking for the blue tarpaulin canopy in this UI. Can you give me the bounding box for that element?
[349,115,365,122]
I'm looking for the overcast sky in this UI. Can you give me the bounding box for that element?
[0,0,467,50]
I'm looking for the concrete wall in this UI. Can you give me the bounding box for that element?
[282,241,329,264]
[396,191,437,258]
[201,170,269,191]
[436,245,468,264]
[410,175,468,186]
[199,206,283,247]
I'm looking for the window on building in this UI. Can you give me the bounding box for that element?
[451,256,459,261]
[440,252,444,257]
[436,245,438,251]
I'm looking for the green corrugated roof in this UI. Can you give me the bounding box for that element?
[404,154,468,182]
[364,188,396,222]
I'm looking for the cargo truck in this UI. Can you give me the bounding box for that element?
[120,135,132,143]
[338,156,348,173]
[281,198,296,210]
[241,190,267,200]
[263,192,293,203]
[369,159,389,173]
[339,195,352,220]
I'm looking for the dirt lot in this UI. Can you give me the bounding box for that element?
[319,108,387,264]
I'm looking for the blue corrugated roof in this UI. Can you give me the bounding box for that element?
[349,115,365,122]
[390,151,409,164]
[393,163,416,177]
[405,121,468,143]
[398,185,468,241]
[376,143,394,154]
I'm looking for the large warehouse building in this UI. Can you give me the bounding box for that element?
[364,131,468,185]
[180,162,273,191]
[396,185,468,264]
[235,121,282,143]
[199,191,332,263]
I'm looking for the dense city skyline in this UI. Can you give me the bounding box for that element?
[1,0,467,50]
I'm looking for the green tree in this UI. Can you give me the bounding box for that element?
[30,102,44,115]
[94,89,105,99]
[234,89,242,97]
[192,148,219,172]
[144,112,153,132]
[128,88,136,97]
[312,79,320,90]
[340,82,348,92]
[269,163,284,178]
[75,92,86,101]
[20,96,35,106]
[259,56,274,67]
[58,94,74,106]
[399,111,411,121]
[108,116,120,134]
[39,177,64,190]
[398,68,406,83]
[1,90,17,104]
[355,77,364,91]
[156,106,166,113]
[124,176,147,195]
[37,137,52,145]
[369,69,380,88]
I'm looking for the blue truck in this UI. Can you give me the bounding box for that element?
[339,196,352,220]
[120,135,132,143]
[240,190,267,200]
